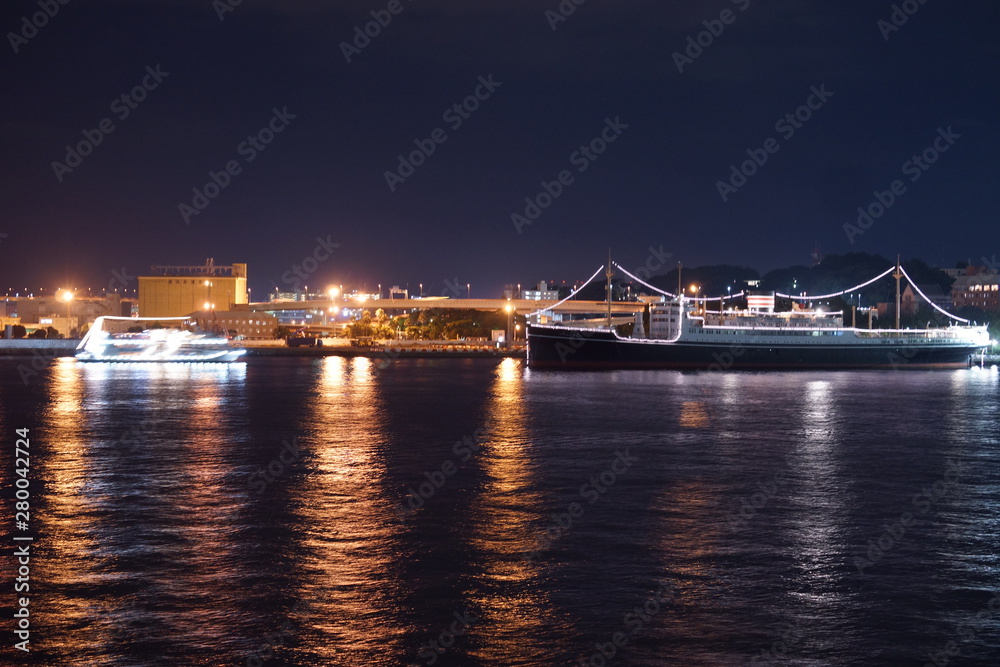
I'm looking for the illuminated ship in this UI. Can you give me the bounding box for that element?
[527,262,990,370]
[76,316,246,362]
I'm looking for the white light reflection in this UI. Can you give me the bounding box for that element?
[934,369,1000,566]
[784,379,851,608]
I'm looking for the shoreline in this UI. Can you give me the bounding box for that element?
[0,338,526,360]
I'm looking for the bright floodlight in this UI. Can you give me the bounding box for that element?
[203,301,212,310]
[328,286,340,298]
[60,289,74,302]
[505,304,514,313]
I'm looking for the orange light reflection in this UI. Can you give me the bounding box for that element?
[465,358,576,664]
[289,356,412,663]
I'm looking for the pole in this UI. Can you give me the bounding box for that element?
[606,249,613,328]
[506,305,512,349]
[894,255,902,330]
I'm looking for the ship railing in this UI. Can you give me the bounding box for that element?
[852,326,988,343]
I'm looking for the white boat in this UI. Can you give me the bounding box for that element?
[76,316,246,362]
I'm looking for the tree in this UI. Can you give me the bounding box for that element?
[29,328,47,339]
[45,326,61,339]
[11,324,26,339]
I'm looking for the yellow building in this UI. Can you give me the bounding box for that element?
[139,259,248,318]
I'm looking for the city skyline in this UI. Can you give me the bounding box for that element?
[3,248,998,301]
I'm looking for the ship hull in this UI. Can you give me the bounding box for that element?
[527,325,984,370]
[76,350,246,362]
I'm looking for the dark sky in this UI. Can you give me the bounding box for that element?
[4,0,998,299]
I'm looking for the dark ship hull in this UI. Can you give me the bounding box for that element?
[527,324,983,370]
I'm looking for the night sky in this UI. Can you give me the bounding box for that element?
[4,0,998,299]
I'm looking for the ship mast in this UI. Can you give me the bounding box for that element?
[606,248,613,328]
[894,255,902,330]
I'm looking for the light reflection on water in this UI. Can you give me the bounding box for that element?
[5,359,999,666]
[463,357,574,666]
[289,356,413,664]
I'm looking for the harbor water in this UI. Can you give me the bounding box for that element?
[1,357,998,666]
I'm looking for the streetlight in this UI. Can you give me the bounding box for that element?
[467,283,471,299]
[419,283,423,298]
[59,289,73,338]
[504,303,514,348]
